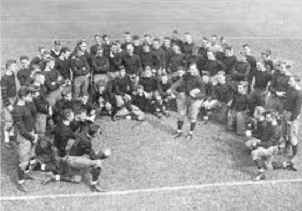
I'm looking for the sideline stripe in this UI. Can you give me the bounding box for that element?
[1,179,302,201]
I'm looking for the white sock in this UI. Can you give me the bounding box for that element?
[41,164,46,171]
[55,175,60,181]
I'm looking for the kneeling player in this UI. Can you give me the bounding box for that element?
[245,110,282,181]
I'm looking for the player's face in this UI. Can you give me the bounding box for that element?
[188,65,198,75]
[126,45,133,55]
[207,52,215,60]
[37,74,46,85]
[202,75,210,83]
[144,36,151,43]
[65,93,72,101]
[224,49,232,57]
[172,45,179,53]
[137,88,143,95]
[184,35,191,43]
[64,51,71,59]
[143,45,150,52]
[98,86,105,93]
[161,75,168,84]
[9,63,18,72]
[80,42,87,52]
[256,62,264,71]
[153,41,160,49]
[164,39,171,46]
[238,85,247,95]
[288,77,296,88]
[69,112,75,121]
[97,49,103,56]
[24,93,32,102]
[120,69,126,77]
[95,36,102,45]
[242,46,250,55]
[133,39,140,46]
[145,67,152,77]
[49,60,55,69]
[125,34,131,42]
[76,50,82,57]
[172,33,178,39]
[55,44,61,51]
[20,59,29,69]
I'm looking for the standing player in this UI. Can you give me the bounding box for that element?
[13,86,39,192]
[282,75,302,164]
[172,63,206,140]
[1,60,18,148]
[17,56,32,86]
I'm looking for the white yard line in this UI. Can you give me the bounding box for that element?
[1,179,302,201]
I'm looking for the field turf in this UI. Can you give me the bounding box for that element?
[1,0,302,210]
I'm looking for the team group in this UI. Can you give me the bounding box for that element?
[1,31,301,192]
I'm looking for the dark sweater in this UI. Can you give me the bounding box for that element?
[232,61,250,81]
[90,44,102,56]
[69,131,101,160]
[50,50,60,60]
[114,76,132,96]
[157,80,172,97]
[231,93,252,112]
[1,73,17,107]
[186,54,205,73]
[257,123,281,148]
[212,82,235,103]
[140,51,159,69]
[55,58,71,80]
[222,56,237,75]
[43,69,62,92]
[152,48,166,69]
[122,54,142,75]
[171,39,183,48]
[109,51,123,72]
[205,60,226,76]
[169,53,185,73]
[33,95,49,115]
[284,88,302,121]
[269,71,289,95]
[70,55,90,77]
[17,68,32,86]
[54,122,75,157]
[139,76,157,92]
[181,42,194,56]
[92,55,109,75]
[13,103,36,142]
[252,119,267,139]
[252,71,272,90]
[161,45,174,69]
[176,74,206,99]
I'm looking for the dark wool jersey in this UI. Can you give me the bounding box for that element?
[55,58,71,80]
[54,99,75,123]
[54,122,75,157]
[140,51,159,69]
[269,71,289,94]
[257,123,281,148]
[114,75,132,96]
[252,71,272,90]
[70,55,90,77]
[30,56,47,71]
[122,54,142,75]
[132,94,149,112]
[13,103,36,141]
[284,88,302,121]
[90,44,102,56]
[232,61,250,81]
[43,69,61,92]
[176,74,206,99]
[157,80,172,97]
[152,48,166,69]
[169,53,185,73]
[205,81,214,99]
[252,120,267,139]
[139,76,157,92]
[181,42,194,56]
[26,101,37,120]
[161,45,174,68]
[264,59,274,72]
[198,47,208,61]
[92,55,109,75]
[33,95,49,115]
[69,131,99,160]
[50,50,60,60]
[231,93,252,112]
[212,82,235,103]
[121,42,133,50]
[205,60,226,76]
[133,45,142,56]
[103,44,111,59]
[17,68,32,86]
[109,51,123,72]
[186,54,205,73]
[245,55,257,72]
[1,73,17,107]
[222,55,237,75]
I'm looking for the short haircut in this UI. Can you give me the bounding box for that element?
[96,45,104,51]
[132,35,140,40]
[164,36,171,40]
[153,37,160,42]
[102,34,110,39]
[5,59,16,69]
[144,33,151,38]
[38,46,46,52]
[172,30,178,34]
[184,32,191,36]
[264,110,279,120]
[77,40,87,46]
[20,55,29,61]
[94,34,101,38]
[60,47,71,54]
[124,31,131,35]
[242,44,250,48]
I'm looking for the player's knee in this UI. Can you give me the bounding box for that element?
[4,122,13,131]
[251,150,260,160]
[72,175,82,183]
[137,112,145,121]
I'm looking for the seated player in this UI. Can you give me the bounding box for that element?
[92,80,114,118]
[245,110,282,181]
[53,87,74,124]
[227,81,253,136]
[155,73,173,117]
[245,106,267,140]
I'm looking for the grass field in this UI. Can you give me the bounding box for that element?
[1,0,302,210]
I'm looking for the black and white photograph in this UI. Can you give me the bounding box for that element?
[0,0,302,210]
